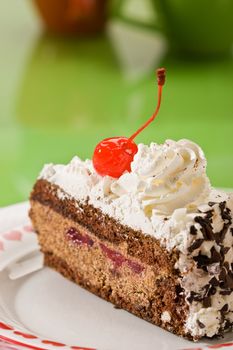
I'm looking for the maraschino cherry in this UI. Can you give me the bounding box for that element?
[93,68,166,178]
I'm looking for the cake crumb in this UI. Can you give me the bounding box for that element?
[161,311,171,323]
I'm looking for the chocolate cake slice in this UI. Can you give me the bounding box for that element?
[30,139,233,341]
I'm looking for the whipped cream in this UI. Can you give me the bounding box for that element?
[40,139,211,235]
[39,138,233,339]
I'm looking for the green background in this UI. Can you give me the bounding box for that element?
[0,1,232,207]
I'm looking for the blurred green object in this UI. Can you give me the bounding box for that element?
[153,0,233,56]
[0,0,233,207]
[17,35,125,127]
[114,0,233,56]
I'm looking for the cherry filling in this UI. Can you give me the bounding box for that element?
[66,228,144,274]
[67,227,94,247]
[93,68,166,178]
[100,243,127,268]
[127,260,144,274]
[100,243,144,274]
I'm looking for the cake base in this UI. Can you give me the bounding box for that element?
[30,199,189,339]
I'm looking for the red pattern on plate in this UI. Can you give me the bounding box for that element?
[23,225,34,233]
[0,339,18,350]
[181,348,202,350]
[208,343,233,348]
[0,323,13,331]
[0,336,44,350]
[41,340,65,346]
[71,347,96,350]
[3,231,22,241]
[182,348,203,350]
[13,331,37,339]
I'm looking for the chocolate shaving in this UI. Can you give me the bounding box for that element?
[219,267,228,282]
[222,247,230,255]
[193,246,222,271]
[193,253,210,268]
[221,304,228,313]
[219,202,232,223]
[209,286,217,296]
[203,296,211,308]
[197,320,205,329]
[187,291,203,303]
[224,319,233,330]
[188,239,204,253]
[204,283,217,297]
[190,225,198,235]
[220,290,232,295]
[210,246,222,263]
[194,216,214,240]
[226,272,233,289]
[175,284,184,296]
[205,210,214,220]
[209,277,219,287]
[215,224,229,244]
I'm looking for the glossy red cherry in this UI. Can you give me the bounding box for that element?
[93,137,138,178]
[93,68,166,178]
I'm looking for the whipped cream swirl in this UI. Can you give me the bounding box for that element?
[40,139,211,229]
[111,139,210,215]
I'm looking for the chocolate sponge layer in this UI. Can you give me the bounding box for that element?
[30,180,190,339]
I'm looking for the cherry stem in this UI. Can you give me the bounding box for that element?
[128,68,166,143]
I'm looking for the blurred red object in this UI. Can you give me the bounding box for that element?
[34,0,107,35]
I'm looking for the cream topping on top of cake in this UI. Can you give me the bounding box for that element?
[40,139,211,234]
[39,138,233,339]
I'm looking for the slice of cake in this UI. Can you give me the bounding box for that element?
[30,139,233,341]
[29,69,233,341]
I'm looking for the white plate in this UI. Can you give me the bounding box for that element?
[1,202,233,350]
